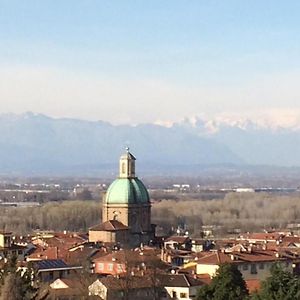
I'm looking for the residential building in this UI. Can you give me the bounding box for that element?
[0,231,26,260]
[195,250,293,281]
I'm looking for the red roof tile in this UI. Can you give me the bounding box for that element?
[246,279,261,293]
[89,220,128,231]
[196,250,287,265]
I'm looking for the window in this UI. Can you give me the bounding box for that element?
[180,292,188,298]
[117,264,123,272]
[118,291,124,297]
[18,250,23,255]
[49,271,54,280]
[259,263,264,270]
[98,263,104,271]
[242,264,248,271]
[160,291,168,298]
[172,291,177,298]
[251,264,257,274]
[108,263,114,271]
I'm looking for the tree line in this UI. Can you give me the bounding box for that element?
[0,201,100,233]
[152,192,300,235]
[2,192,300,234]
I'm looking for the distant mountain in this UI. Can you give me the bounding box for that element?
[173,116,300,167]
[0,113,242,176]
[1,112,300,176]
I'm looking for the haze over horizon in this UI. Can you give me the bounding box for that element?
[0,1,300,124]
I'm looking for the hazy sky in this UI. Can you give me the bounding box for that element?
[0,1,300,124]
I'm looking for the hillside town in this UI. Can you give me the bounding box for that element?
[1,150,300,299]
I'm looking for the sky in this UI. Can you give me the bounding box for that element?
[0,1,300,125]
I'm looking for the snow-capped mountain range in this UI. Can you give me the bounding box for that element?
[0,112,300,175]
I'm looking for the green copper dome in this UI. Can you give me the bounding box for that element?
[105,178,150,204]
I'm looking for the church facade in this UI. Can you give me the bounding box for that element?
[89,149,155,247]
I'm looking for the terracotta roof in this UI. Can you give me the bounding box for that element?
[39,278,86,298]
[196,250,288,265]
[52,278,84,290]
[32,234,86,250]
[246,279,261,294]
[28,246,59,260]
[158,274,204,287]
[93,248,160,265]
[239,232,284,241]
[65,246,101,265]
[282,236,300,244]
[98,275,153,290]
[196,274,212,285]
[234,250,286,262]
[89,220,128,231]
[165,236,190,243]
[196,252,233,265]
[97,273,204,290]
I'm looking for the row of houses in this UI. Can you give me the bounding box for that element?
[2,229,300,299]
[161,232,300,293]
[0,230,205,299]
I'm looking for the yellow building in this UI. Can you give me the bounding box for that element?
[195,250,293,281]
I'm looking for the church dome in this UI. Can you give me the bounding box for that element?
[105,177,150,204]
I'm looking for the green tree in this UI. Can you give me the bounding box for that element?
[0,257,38,300]
[197,263,249,300]
[252,264,300,300]
[76,189,93,200]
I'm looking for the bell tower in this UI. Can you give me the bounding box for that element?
[119,147,136,178]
